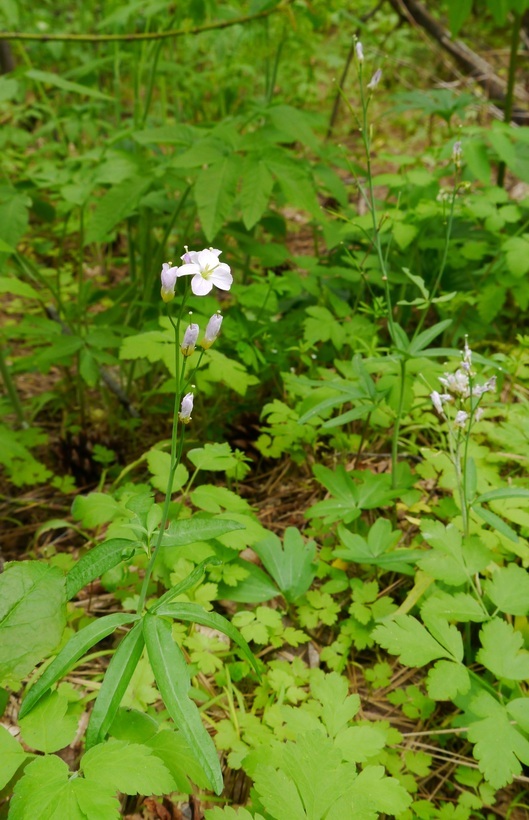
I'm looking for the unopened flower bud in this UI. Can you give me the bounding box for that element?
[160,262,179,303]
[453,140,462,169]
[355,41,364,63]
[367,69,382,90]
[179,392,194,424]
[202,312,223,349]
[181,323,199,356]
[454,410,469,428]
[430,390,444,415]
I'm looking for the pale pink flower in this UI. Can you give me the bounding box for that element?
[177,248,232,296]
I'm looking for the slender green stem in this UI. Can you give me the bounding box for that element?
[136,296,187,614]
[497,11,522,187]
[414,179,459,338]
[391,359,407,488]
[0,342,27,428]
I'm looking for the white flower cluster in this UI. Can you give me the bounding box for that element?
[161,247,232,301]
[429,338,496,430]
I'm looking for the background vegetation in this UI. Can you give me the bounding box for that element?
[2,0,529,817]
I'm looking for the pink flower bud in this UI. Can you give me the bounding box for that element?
[181,323,199,357]
[202,313,223,349]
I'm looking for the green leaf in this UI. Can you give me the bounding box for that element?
[66,539,142,600]
[143,613,223,794]
[195,156,238,241]
[187,442,238,472]
[81,738,176,795]
[71,492,124,527]
[9,754,120,820]
[336,519,422,575]
[0,276,42,300]
[0,187,30,270]
[372,614,452,667]
[347,765,412,816]
[151,558,220,612]
[447,0,473,33]
[240,157,274,229]
[85,621,145,749]
[26,68,113,101]
[426,660,470,700]
[252,527,317,603]
[476,487,529,503]
[19,612,140,719]
[310,670,360,737]
[251,731,357,820]
[85,176,151,244]
[146,729,211,792]
[206,808,266,820]
[409,319,452,356]
[417,521,468,586]
[485,564,529,615]
[109,707,159,744]
[467,691,529,788]
[0,562,65,688]
[154,602,259,675]
[146,449,189,493]
[477,618,529,680]
[216,560,280,603]
[19,690,79,753]
[161,516,245,548]
[0,725,29,789]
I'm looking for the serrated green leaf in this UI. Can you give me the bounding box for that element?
[19,690,79,753]
[85,176,151,244]
[85,621,145,749]
[151,558,220,612]
[206,808,266,820]
[0,725,29,789]
[20,612,140,719]
[0,562,65,688]
[81,738,176,795]
[372,614,451,667]
[143,613,223,794]
[195,157,238,241]
[109,707,159,743]
[347,765,412,816]
[310,670,360,737]
[216,560,280,603]
[426,660,470,700]
[71,492,124,528]
[467,691,529,788]
[477,618,529,680]
[9,754,120,820]
[66,539,142,600]
[187,442,238,472]
[240,157,274,230]
[146,449,189,493]
[485,564,529,615]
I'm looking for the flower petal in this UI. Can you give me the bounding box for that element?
[177,263,200,278]
[196,249,220,269]
[191,274,213,296]
[210,267,233,291]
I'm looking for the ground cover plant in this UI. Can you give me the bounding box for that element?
[2,0,529,817]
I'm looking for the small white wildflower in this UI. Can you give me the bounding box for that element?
[454,410,469,428]
[177,247,232,296]
[462,336,472,370]
[202,312,223,349]
[181,323,199,357]
[367,68,382,90]
[179,392,194,424]
[453,140,462,168]
[474,407,484,423]
[160,262,179,303]
[430,391,445,415]
[355,41,364,63]
[439,369,470,397]
[472,375,496,397]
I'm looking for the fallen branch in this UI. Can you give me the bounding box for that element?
[387,0,529,123]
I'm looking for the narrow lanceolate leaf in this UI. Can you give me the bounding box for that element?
[155,602,260,675]
[65,539,142,600]
[19,613,140,719]
[85,621,144,749]
[143,613,223,795]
